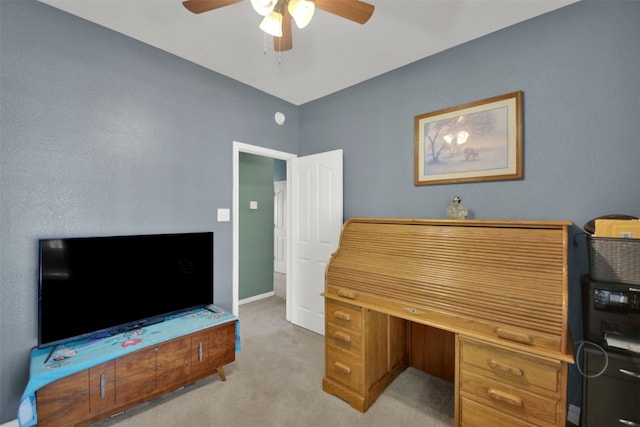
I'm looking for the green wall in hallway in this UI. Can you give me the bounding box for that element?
[239,152,274,300]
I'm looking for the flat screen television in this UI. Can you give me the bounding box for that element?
[38,231,214,349]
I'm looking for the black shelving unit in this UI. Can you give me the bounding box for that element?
[581,276,640,427]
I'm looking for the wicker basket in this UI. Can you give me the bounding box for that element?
[587,235,640,285]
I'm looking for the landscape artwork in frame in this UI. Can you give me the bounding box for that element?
[414,91,523,186]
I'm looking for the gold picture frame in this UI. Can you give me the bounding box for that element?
[414,91,523,186]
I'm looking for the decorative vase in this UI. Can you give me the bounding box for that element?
[447,196,468,219]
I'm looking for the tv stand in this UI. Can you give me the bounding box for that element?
[22,310,238,427]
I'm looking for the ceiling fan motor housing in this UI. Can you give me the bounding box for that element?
[183,0,375,52]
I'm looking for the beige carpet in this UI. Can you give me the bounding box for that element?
[92,296,454,426]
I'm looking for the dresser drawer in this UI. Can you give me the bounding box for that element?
[460,337,561,393]
[460,396,532,427]
[326,300,362,332]
[326,322,362,354]
[460,368,559,425]
[585,347,640,383]
[326,344,363,392]
[583,348,640,427]
[583,370,640,427]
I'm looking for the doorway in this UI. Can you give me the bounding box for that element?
[232,142,296,320]
[233,142,343,335]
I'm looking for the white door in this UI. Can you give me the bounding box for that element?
[290,149,343,335]
[273,181,287,274]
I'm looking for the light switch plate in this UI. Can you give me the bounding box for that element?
[217,208,230,222]
[249,201,258,209]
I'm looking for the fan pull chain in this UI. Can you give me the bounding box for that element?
[263,33,267,55]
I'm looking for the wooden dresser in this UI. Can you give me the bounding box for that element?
[322,218,574,426]
[35,321,236,427]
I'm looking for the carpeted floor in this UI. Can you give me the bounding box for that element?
[92,296,454,427]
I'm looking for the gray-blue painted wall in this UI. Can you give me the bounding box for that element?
[2,0,639,422]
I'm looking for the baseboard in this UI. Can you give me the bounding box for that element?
[239,291,275,305]
[1,418,18,427]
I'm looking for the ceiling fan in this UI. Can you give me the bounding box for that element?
[182,0,375,52]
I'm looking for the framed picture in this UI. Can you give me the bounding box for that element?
[414,91,522,186]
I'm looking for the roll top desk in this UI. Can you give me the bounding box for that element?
[322,218,573,426]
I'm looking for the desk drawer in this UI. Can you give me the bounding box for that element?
[326,344,363,392]
[326,323,362,354]
[460,396,532,427]
[460,369,559,426]
[326,300,362,332]
[460,337,561,393]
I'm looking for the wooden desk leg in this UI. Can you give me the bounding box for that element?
[216,367,226,381]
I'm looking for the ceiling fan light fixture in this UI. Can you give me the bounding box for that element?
[251,0,277,16]
[288,0,315,29]
[259,11,283,37]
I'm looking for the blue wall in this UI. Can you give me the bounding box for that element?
[300,1,639,225]
[1,0,639,422]
[274,158,287,181]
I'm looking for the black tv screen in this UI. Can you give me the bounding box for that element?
[38,232,214,348]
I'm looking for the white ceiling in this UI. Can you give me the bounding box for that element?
[39,0,578,105]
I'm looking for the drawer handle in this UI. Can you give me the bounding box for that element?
[333,361,352,375]
[198,342,203,362]
[337,290,357,300]
[333,310,352,321]
[620,368,640,379]
[619,420,640,426]
[100,373,106,398]
[487,388,523,407]
[495,327,533,345]
[488,360,524,377]
[333,331,352,343]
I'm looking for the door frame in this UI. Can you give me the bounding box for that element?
[232,141,296,319]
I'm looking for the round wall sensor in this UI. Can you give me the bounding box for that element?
[275,112,285,125]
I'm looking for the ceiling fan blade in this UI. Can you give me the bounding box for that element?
[274,7,293,52]
[182,0,244,14]
[313,0,374,24]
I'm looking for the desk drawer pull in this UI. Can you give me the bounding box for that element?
[488,360,523,377]
[337,290,357,300]
[495,327,533,345]
[333,331,352,343]
[333,361,352,375]
[487,388,523,407]
[619,420,640,426]
[620,368,640,379]
[333,311,352,321]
